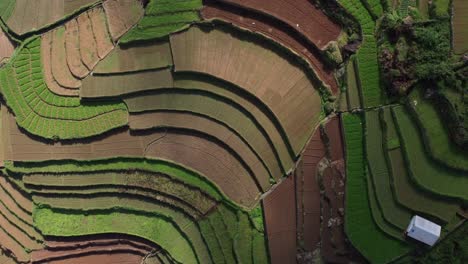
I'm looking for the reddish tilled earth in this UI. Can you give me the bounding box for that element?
[201,2,339,94]
[263,175,296,264]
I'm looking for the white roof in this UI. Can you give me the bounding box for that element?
[406,215,441,246]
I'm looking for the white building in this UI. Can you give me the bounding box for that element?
[406,215,441,246]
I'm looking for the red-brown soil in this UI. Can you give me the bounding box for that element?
[324,116,344,161]
[2,108,261,208]
[263,175,296,264]
[88,7,114,59]
[129,111,271,191]
[50,28,81,89]
[41,32,79,96]
[103,0,144,41]
[170,26,322,155]
[77,11,100,70]
[0,226,29,263]
[201,2,339,94]
[65,19,89,79]
[297,128,325,253]
[215,0,341,50]
[0,29,15,64]
[32,235,157,263]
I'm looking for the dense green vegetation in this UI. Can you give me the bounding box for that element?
[120,0,202,44]
[392,106,468,203]
[0,37,128,140]
[343,113,410,263]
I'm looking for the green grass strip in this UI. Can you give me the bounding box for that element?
[5,158,226,204]
[392,105,468,203]
[34,206,197,264]
[0,36,128,140]
[337,0,375,34]
[407,89,468,172]
[0,0,15,21]
[365,110,412,230]
[343,113,410,264]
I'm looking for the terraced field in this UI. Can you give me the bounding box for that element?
[0,0,466,263]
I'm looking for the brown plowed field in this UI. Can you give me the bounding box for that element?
[0,29,14,63]
[65,19,89,79]
[298,128,325,252]
[453,0,468,54]
[32,235,156,263]
[41,32,79,96]
[77,11,100,70]
[80,68,174,98]
[2,109,261,208]
[0,211,42,250]
[5,0,97,35]
[103,0,144,41]
[129,111,271,191]
[88,7,114,59]
[201,3,339,94]
[324,116,344,161]
[263,175,296,264]
[93,40,173,74]
[0,176,33,214]
[0,226,29,263]
[50,28,81,89]
[170,25,322,155]
[215,0,341,50]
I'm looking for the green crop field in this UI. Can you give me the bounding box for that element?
[393,106,468,202]
[343,113,410,264]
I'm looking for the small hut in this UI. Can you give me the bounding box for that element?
[406,215,441,246]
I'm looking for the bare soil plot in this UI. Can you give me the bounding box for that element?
[0,176,33,214]
[453,0,468,54]
[5,0,98,35]
[77,11,100,70]
[298,129,324,252]
[81,68,174,98]
[216,0,341,49]
[50,27,81,89]
[88,6,114,59]
[129,111,271,191]
[65,19,89,79]
[103,0,144,41]
[2,109,261,208]
[0,29,14,64]
[324,116,344,161]
[0,226,29,263]
[201,3,339,94]
[41,32,79,96]
[170,25,322,155]
[33,237,151,264]
[124,88,287,180]
[94,40,173,74]
[263,175,296,264]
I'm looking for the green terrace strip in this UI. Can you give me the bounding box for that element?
[363,0,384,18]
[337,0,383,108]
[4,158,233,207]
[381,108,460,224]
[34,206,198,264]
[365,110,412,230]
[0,36,128,140]
[120,0,202,44]
[407,89,468,172]
[342,113,410,264]
[392,106,468,203]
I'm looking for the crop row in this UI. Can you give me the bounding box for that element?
[362,0,384,18]
[342,113,410,264]
[0,37,128,140]
[392,106,468,203]
[365,110,412,230]
[23,171,216,214]
[380,107,460,224]
[355,36,383,108]
[119,0,202,44]
[33,197,268,263]
[337,0,375,35]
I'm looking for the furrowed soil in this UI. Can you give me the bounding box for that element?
[2,108,261,208]
[201,2,339,94]
[453,0,468,54]
[170,25,322,155]
[0,29,14,63]
[216,0,341,50]
[263,175,296,264]
[103,0,144,41]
